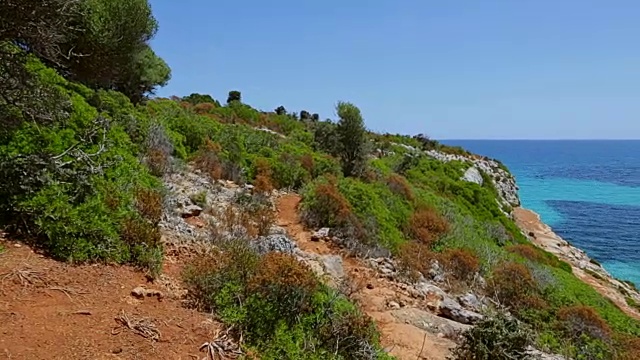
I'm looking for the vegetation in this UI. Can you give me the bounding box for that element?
[450,312,533,360]
[2,1,640,359]
[183,240,391,359]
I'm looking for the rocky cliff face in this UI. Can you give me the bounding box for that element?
[424,150,520,209]
[389,143,521,210]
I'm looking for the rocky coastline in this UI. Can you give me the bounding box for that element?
[514,207,640,320]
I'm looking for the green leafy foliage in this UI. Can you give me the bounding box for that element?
[449,312,533,360]
[183,241,390,359]
[335,102,368,177]
[0,55,163,277]
[1,0,169,104]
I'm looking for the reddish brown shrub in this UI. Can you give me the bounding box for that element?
[507,244,545,263]
[300,154,315,175]
[179,101,192,110]
[558,305,611,341]
[619,336,640,359]
[193,140,224,180]
[121,217,161,248]
[304,177,353,228]
[386,174,414,201]
[253,175,273,194]
[397,242,437,281]
[146,148,170,176]
[440,248,480,282]
[135,187,163,225]
[193,102,216,114]
[488,261,544,311]
[407,207,450,247]
[249,204,275,237]
[253,158,274,194]
[249,252,319,307]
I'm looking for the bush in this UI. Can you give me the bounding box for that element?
[183,241,389,359]
[558,305,611,341]
[440,248,480,283]
[135,187,163,225]
[407,207,450,247]
[488,261,544,311]
[397,242,436,281]
[449,312,533,360]
[386,173,414,201]
[193,139,224,180]
[301,176,353,228]
[252,158,274,194]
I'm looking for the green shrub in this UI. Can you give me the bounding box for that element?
[449,312,533,360]
[182,241,391,359]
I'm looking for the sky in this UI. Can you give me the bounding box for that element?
[149,1,640,140]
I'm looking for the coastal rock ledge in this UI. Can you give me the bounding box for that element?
[514,207,640,319]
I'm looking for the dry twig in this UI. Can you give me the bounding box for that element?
[112,310,161,341]
[199,327,244,360]
[1,267,47,286]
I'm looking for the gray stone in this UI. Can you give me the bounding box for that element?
[311,227,331,241]
[438,296,484,325]
[526,347,567,360]
[251,234,298,254]
[181,204,203,218]
[391,307,471,338]
[387,301,401,310]
[461,166,483,185]
[458,292,482,311]
[412,282,447,300]
[320,255,345,281]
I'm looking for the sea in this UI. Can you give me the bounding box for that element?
[441,140,640,288]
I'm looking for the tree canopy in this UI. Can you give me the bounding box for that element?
[0,0,170,104]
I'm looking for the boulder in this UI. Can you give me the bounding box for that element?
[251,234,298,255]
[438,296,483,325]
[181,204,203,218]
[311,227,331,241]
[320,255,345,281]
[458,292,482,312]
[461,166,483,185]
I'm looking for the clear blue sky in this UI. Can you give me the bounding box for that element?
[149,1,640,140]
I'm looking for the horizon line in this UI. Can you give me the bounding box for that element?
[438,138,640,141]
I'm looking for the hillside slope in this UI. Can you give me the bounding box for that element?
[2,51,640,359]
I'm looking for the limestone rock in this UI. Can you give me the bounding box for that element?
[311,227,331,241]
[131,286,164,300]
[461,166,483,185]
[251,234,298,255]
[458,292,482,312]
[438,296,483,325]
[181,204,203,218]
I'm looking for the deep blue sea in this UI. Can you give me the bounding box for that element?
[442,140,640,287]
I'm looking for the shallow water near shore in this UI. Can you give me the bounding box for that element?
[443,140,640,287]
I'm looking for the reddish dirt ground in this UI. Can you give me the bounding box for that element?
[0,240,218,360]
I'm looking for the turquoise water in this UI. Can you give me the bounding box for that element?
[443,140,640,287]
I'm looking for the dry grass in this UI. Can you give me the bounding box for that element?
[135,187,163,224]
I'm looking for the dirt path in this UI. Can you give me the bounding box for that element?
[276,194,455,360]
[514,207,640,321]
[0,241,218,360]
